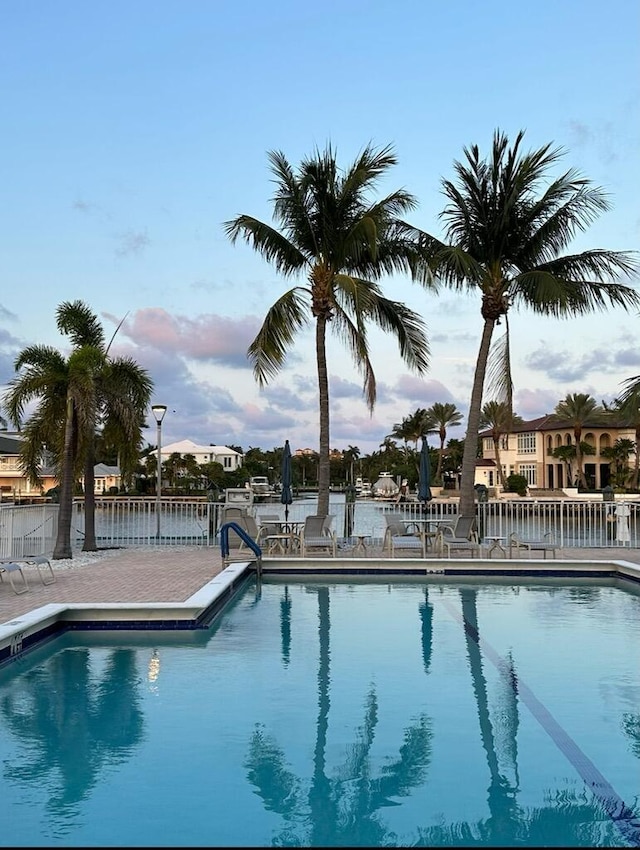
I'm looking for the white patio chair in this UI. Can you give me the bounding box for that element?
[298,515,337,557]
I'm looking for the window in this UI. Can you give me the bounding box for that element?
[517,432,536,454]
[518,463,537,485]
[484,437,493,452]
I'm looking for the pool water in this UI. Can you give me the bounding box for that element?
[0,577,638,847]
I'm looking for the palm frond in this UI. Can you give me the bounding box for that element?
[485,320,513,410]
[248,288,309,385]
[223,216,307,275]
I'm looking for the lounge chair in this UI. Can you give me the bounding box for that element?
[298,515,337,557]
[0,561,29,595]
[383,516,427,558]
[509,531,557,559]
[437,515,482,558]
[1,554,56,587]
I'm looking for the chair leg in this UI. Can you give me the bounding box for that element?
[1,564,29,595]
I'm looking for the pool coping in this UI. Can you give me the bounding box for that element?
[1,556,639,668]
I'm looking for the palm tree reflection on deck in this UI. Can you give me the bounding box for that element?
[245,585,433,846]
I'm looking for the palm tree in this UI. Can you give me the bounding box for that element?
[4,344,101,559]
[410,129,640,515]
[479,401,523,489]
[225,144,431,516]
[601,438,636,488]
[609,388,640,489]
[3,302,151,558]
[424,402,463,485]
[56,301,152,551]
[554,392,605,488]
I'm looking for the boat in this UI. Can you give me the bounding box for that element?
[372,472,400,500]
[248,475,274,500]
[354,477,373,498]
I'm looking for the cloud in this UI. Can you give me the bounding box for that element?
[524,343,637,383]
[114,228,151,257]
[515,388,560,419]
[110,308,261,369]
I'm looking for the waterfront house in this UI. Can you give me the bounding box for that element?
[478,414,637,491]
[149,439,243,472]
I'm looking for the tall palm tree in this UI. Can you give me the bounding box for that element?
[225,144,432,516]
[424,402,463,485]
[479,401,523,489]
[554,392,604,488]
[410,129,640,515]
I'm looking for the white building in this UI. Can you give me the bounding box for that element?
[151,439,243,472]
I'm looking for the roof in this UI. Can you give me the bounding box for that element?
[158,439,242,457]
[479,413,632,438]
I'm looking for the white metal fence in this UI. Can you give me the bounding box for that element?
[0,497,637,557]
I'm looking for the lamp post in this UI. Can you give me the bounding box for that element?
[151,404,167,541]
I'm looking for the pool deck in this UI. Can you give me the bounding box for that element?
[1,543,640,663]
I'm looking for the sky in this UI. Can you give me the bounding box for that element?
[1,0,639,457]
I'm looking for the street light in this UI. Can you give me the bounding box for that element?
[151,404,167,541]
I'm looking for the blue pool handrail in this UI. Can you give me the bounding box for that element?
[219,521,262,572]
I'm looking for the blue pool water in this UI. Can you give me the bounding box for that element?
[0,577,639,847]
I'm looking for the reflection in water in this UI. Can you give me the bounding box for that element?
[622,713,640,759]
[455,587,634,848]
[280,586,292,666]
[244,583,638,846]
[1,647,144,828]
[246,585,433,846]
[419,587,433,674]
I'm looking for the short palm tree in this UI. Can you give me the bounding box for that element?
[613,384,640,488]
[479,401,523,489]
[554,392,605,488]
[424,402,463,485]
[411,129,640,515]
[225,144,432,516]
[4,302,152,558]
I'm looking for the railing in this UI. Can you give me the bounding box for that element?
[1,496,637,556]
[0,504,58,558]
[219,521,262,573]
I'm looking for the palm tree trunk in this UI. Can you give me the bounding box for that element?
[316,317,330,517]
[634,428,640,489]
[436,437,444,484]
[574,429,586,488]
[82,439,97,551]
[53,395,76,560]
[493,439,506,488]
[460,318,495,516]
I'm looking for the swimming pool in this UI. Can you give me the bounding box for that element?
[0,576,638,847]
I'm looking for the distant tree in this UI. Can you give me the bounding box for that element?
[479,401,523,489]
[554,393,605,488]
[424,402,463,485]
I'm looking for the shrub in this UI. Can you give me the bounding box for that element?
[505,473,528,496]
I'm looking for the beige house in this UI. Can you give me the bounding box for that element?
[478,414,637,491]
[0,433,58,498]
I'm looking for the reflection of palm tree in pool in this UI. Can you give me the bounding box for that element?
[419,587,433,674]
[453,588,631,847]
[622,713,640,759]
[1,647,144,817]
[246,585,433,845]
[459,588,521,840]
[280,586,291,666]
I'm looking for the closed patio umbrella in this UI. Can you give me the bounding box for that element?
[280,440,293,523]
[418,436,433,503]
